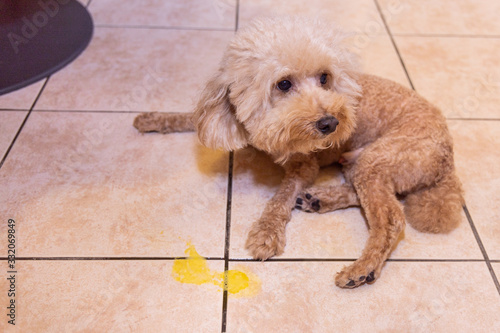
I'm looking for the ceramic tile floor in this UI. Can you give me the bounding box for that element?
[1,0,500,332]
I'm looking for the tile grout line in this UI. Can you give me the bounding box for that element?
[447,117,500,122]
[463,205,500,295]
[0,109,31,112]
[393,33,500,39]
[32,109,195,114]
[234,0,240,32]
[0,257,488,262]
[0,77,50,169]
[221,151,234,333]
[94,24,234,32]
[1,257,223,261]
[229,258,488,263]
[373,0,415,91]
[221,6,239,330]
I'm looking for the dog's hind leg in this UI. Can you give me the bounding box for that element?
[335,175,406,288]
[133,112,195,134]
[404,171,464,233]
[295,184,360,213]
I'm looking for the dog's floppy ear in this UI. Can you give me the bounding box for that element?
[193,72,248,151]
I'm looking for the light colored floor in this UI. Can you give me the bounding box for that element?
[1,0,500,332]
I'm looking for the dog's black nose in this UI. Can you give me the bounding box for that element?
[316,116,339,135]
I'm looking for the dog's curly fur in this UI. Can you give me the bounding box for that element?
[134,17,464,288]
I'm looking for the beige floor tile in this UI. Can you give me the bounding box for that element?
[229,149,481,260]
[226,261,500,332]
[0,81,44,110]
[378,0,500,35]
[0,112,228,257]
[450,120,500,260]
[348,34,410,87]
[239,0,384,34]
[392,209,480,259]
[35,28,234,112]
[89,0,236,29]
[0,112,27,158]
[0,260,223,332]
[396,37,500,119]
[494,263,500,280]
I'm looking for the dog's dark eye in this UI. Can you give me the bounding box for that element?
[277,80,292,92]
[320,73,328,85]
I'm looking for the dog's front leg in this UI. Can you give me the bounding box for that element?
[246,155,319,260]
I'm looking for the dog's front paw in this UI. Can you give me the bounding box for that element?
[335,260,381,289]
[295,192,321,213]
[245,218,286,260]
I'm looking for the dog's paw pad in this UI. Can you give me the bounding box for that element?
[295,193,321,213]
[335,266,378,289]
[365,271,375,283]
[311,199,320,211]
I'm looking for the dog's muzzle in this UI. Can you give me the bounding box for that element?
[316,116,339,135]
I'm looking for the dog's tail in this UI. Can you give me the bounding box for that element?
[133,112,195,134]
[404,171,464,233]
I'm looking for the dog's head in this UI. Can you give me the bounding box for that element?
[193,16,361,163]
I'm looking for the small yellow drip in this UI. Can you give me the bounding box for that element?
[172,243,214,285]
[172,243,260,296]
[220,270,250,294]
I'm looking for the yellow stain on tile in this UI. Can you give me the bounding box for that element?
[172,243,260,297]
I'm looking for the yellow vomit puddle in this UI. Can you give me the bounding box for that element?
[172,243,260,297]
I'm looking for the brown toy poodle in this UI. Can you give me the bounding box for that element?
[133,16,464,288]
